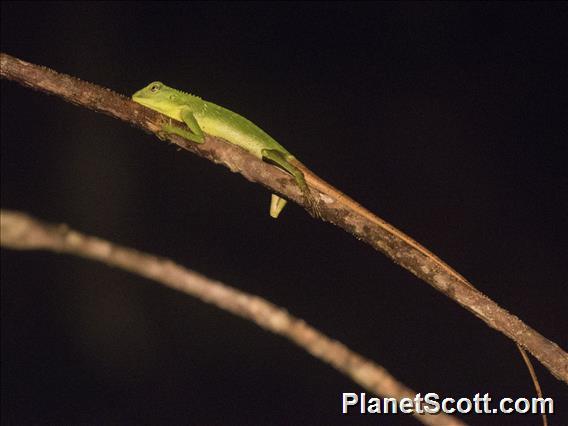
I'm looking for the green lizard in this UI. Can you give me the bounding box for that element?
[132,81,317,218]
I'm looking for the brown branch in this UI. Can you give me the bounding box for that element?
[0,209,466,426]
[1,52,567,384]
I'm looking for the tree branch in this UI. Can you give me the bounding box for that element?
[1,52,566,383]
[1,209,466,426]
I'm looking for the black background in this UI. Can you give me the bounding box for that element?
[1,2,567,425]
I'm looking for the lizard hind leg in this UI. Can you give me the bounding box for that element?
[261,149,321,218]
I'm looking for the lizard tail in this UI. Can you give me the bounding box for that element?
[289,157,471,285]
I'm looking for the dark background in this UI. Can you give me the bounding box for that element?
[1,2,566,425]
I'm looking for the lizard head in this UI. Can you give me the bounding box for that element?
[132,82,201,119]
[132,81,168,104]
[132,81,187,111]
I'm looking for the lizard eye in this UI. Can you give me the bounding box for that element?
[150,83,161,93]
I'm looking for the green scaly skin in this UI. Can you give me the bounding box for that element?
[132,81,317,218]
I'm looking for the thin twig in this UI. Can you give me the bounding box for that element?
[0,209,466,426]
[518,346,548,426]
[1,52,566,383]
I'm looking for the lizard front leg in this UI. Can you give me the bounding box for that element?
[161,106,205,144]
